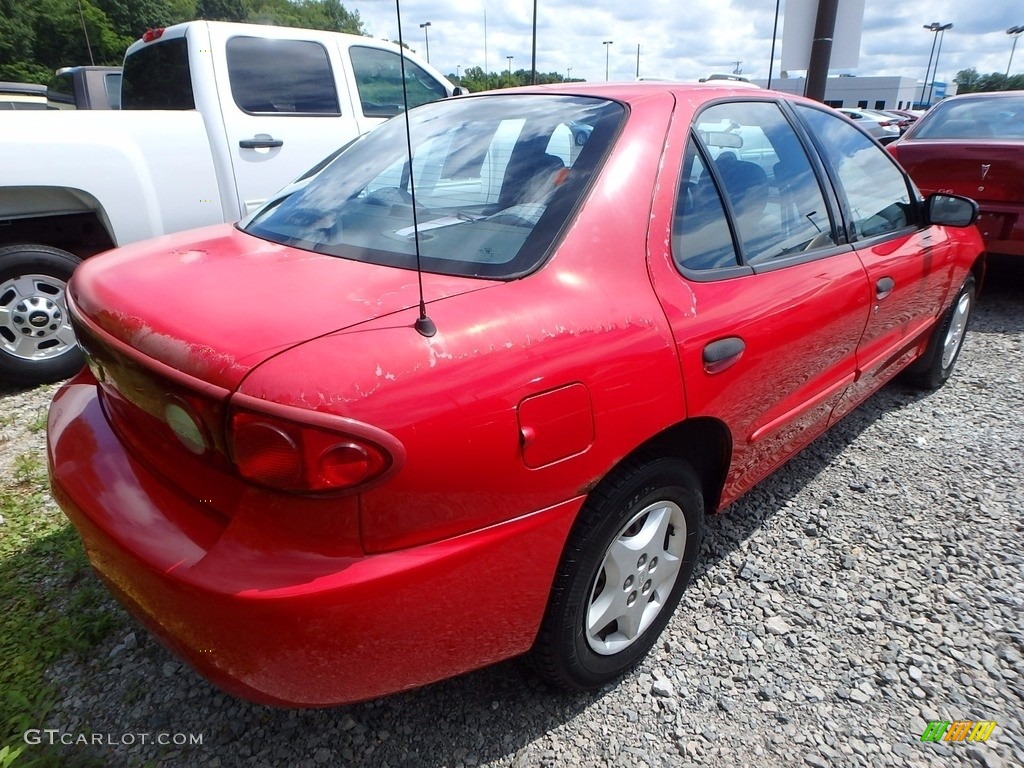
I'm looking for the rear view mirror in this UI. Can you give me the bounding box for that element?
[925,193,978,228]
[703,131,743,149]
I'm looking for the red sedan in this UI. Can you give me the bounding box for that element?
[888,90,1024,258]
[48,82,984,707]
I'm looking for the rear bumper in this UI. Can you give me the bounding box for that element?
[976,205,1024,258]
[48,373,580,706]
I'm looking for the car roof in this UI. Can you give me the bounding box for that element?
[476,81,794,106]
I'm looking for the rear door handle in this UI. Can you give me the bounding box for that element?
[876,277,895,300]
[239,137,284,149]
[702,337,745,374]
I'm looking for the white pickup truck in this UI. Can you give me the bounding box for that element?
[0,20,457,385]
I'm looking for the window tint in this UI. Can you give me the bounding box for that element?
[350,46,448,118]
[673,144,738,271]
[105,73,122,109]
[678,101,834,270]
[226,37,340,115]
[122,37,194,110]
[797,105,911,240]
[243,95,624,279]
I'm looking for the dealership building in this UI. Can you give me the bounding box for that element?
[750,75,952,111]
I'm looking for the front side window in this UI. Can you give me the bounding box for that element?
[122,37,194,110]
[226,37,340,115]
[243,95,624,279]
[675,100,835,272]
[350,46,448,118]
[797,105,912,240]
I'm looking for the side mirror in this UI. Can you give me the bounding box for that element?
[925,193,978,228]
[450,86,469,97]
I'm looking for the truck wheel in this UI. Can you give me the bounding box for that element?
[0,244,84,386]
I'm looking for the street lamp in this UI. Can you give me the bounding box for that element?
[1008,26,1024,78]
[603,40,613,81]
[419,21,431,63]
[506,55,514,87]
[922,22,952,107]
[566,66,573,81]
[456,64,461,82]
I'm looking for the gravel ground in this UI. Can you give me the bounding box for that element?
[4,259,1022,768]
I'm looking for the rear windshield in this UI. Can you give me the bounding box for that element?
[913,94,1024,140]
[242,94,624,279]
[122,37,194,110]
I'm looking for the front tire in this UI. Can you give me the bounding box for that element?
[904,274,975,390]
[531,454,704,691]
[0,244,84,386]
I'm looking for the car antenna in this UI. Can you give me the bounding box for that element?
[395,0,437,337]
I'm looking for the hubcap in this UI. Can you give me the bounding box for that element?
[940,291,971,370]
[586,500,687,655]
[0,274,75,361]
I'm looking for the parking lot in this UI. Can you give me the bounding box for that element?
[0,257,1018,766]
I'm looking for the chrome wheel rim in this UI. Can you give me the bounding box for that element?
[0,273,75,361]
[940,291,971,370]
[586,500,687,655]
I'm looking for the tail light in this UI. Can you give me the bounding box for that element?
[228,395,404,494]
[879,119,898,127]
[142,28,165,42]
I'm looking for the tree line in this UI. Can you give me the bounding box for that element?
[0,0,363,83]
[953,69,1024,93]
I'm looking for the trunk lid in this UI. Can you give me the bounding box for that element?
[891,140,1024,206]
[70,224,494,390]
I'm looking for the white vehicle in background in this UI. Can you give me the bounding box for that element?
[836,107,902,143]
[0,20,458,385]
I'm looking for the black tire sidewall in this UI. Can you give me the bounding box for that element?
[0,244,84,385]
[545,457,703,689]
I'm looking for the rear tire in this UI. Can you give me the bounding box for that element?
[531,454,704,690]
[0,244,84,386]
[904,274,975,390]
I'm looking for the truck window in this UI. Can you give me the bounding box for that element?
[122,37,195,110]
[105,72,122,109]
[349,46,448,118]
[226,37,340,115]
[47,72,76,109]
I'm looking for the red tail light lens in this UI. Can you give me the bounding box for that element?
[142,28,165,42]
[228,398,403,494]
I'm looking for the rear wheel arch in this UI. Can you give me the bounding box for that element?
[640,416,732,514]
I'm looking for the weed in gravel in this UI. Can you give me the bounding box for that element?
[0,452,122,767]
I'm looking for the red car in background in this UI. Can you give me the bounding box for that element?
[888,91,1024,258]
[48,82,984,707]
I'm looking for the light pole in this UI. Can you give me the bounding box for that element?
[603,40,613,81]
[922,22,952,107]
[636,43,640,79]
[506,56,514,87]
[566,66,572,82]
[419,21,431,63]
[456,64,461,83]
[1008,26,1024,78]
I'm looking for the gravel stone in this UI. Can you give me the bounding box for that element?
[7,260,1023,767]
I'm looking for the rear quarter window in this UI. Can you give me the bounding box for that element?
[349,46,448,118]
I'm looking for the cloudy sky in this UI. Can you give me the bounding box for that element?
[350,0,1022,86]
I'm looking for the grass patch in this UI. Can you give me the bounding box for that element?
[0,451,122,767]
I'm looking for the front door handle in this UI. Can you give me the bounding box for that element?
[703,337,745,374]
[239,137,284,149]
[876,276,895,300]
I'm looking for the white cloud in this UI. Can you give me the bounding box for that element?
[352,0,1023,86]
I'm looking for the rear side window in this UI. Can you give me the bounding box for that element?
[47,72,76,109]
[226,37,340,115]
[797,105,911,240]
[104,73,122,109]
[675,101,835,272]
[350,46,448,118]
[122,37,194,110]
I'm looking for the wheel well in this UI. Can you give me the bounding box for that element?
[631,417,732,514]
[0,211,114,259]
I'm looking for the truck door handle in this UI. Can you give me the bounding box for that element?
[702,337,745,374]
[239,137,284,149]
[875,277,895,300]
